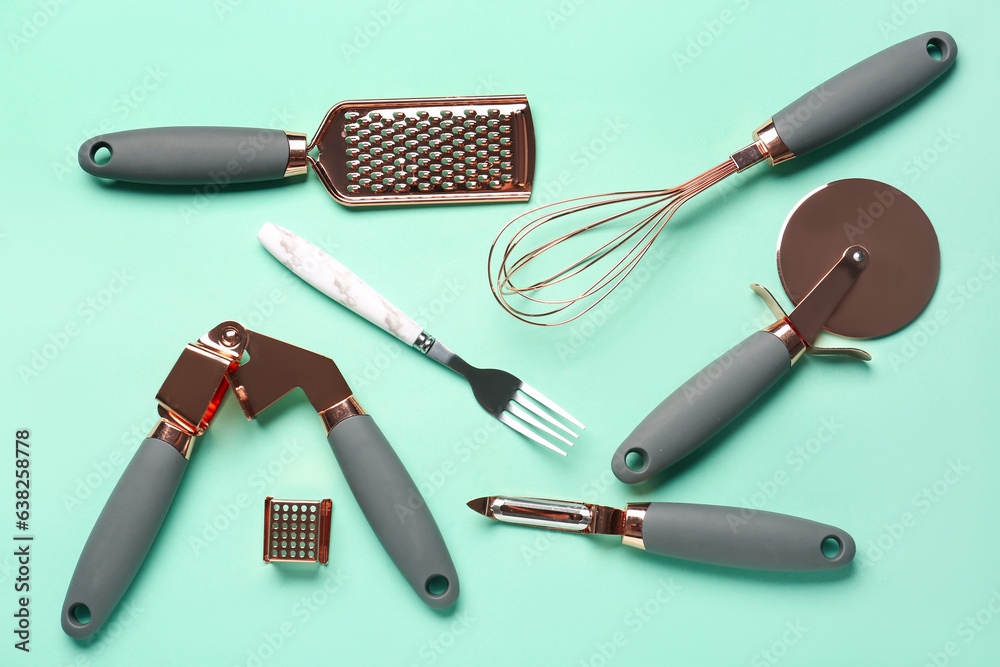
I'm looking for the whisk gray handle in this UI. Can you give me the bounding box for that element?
[638,503,855,571]
[62,437,188,639]
[612,331,789,483]
[771,31,957,158]
[79,127,294,184]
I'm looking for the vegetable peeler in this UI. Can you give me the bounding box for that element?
[469,496,854,571]
[77,95,535,206]
[612,179,940,483]
[62,321,458,640]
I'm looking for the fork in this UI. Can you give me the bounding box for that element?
[258,222,584,455]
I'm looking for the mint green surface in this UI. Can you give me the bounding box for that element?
[2,1,998,664]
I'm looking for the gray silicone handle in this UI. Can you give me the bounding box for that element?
[772,31,957,157]
[78,127,292,184]
[613,330,790,483]
[327,415,458,609]
[640,502,855,571]
[62,437,188,639]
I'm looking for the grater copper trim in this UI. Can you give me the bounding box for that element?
[309,95,535,206]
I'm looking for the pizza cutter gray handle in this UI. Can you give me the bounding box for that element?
[640,503,855,571]
[612,331,790,484]
[62,437,188,639]
[78,127,292,184]
[772,31,957,157]
[327,414,459,609]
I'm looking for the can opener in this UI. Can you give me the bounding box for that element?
[62,321,458,639]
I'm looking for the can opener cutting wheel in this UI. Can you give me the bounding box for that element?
[62,321,458,640]
[612,179,941,483]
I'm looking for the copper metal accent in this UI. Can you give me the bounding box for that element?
[785,245,869,344]
[319,396,367,434]
[226,330,352,421]
[762,319,808,365]
[729,141,768,172]
[777,179,940,339]
[264,497,332,564]
[752,119,796,165]
[284,132,308,178]
[621,503,648,550]
[154,321,247,434]
[308,95,534,206]
[148,418,197,459]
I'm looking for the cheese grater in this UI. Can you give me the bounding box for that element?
[77,95,535,206]
[264,497,332,564]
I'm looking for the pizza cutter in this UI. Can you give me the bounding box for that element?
[612,179,940,483]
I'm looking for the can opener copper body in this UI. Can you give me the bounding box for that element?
[62,321,458,640]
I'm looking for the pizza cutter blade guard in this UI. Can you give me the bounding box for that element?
[612,179,940,483]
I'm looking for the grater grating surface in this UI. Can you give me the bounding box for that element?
[263,497,332,564]
[311,95,534,206]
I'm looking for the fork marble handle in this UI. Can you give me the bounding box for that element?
[258,222,426,347]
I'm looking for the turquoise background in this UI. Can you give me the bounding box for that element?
[2,0,998,664]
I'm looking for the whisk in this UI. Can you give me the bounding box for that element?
[489,32,956,326]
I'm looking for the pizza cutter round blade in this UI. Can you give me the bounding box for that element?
[611,179,941,484]
[777,178,940,339]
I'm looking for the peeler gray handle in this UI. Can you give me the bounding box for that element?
[326,414,459,609]
[772,31,957,157]
[78,127,293,184]
[62,437,188,639]
[640,503,855,571]
[612,330,789,484]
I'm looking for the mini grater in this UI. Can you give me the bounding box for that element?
[264,497,332,564]
[78,94,535,207]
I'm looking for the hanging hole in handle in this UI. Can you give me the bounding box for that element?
[624,449,647,472]
[425,574,450,598]
[68,603,92,627]
[821,535,843,559]
[926,38,946,61]
[90,142,112,166]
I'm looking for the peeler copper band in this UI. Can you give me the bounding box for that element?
[621,503,648,550]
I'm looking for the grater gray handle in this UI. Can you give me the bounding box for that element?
[62,437,188,639]
[612,330,790,484]
[78,127,293,184]
[771,31,957,158]
[326,414,459,609]
[639,503,855,571]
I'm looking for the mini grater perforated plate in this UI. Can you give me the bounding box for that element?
[264,497,332,564]
[310,95,535,206]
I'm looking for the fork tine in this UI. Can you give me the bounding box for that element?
[506,402,575,448]
[517,382,585,429]
[513,393,579,439]
[498,413,567,456]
